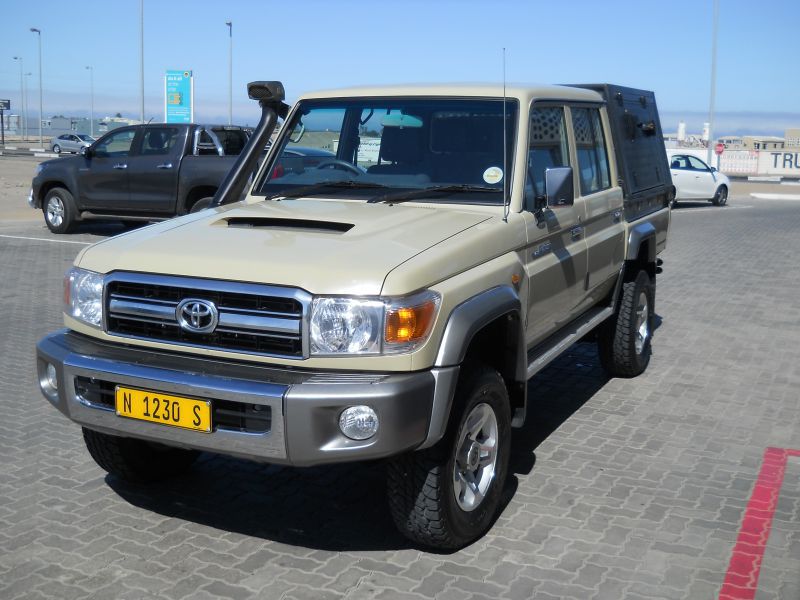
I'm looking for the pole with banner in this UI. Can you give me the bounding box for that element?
[164,70,193,124]
[0,99,9,146]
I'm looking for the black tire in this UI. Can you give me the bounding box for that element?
[386,365,511,549]
[598,269,655,377]
[82,427,199,483]
[712,185,728,206]
[52,144,61,154]
[43,187,77,234]
[189,196,214,214]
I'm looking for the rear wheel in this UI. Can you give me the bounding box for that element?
[82,428,199,483]
[598,269,654,377]
[188,196,214,214]
[712,186,728,206]
[43,187,77,234]
[386,365,511,549]
[52,144,61,154]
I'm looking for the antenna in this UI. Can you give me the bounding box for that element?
[502,47,509,222]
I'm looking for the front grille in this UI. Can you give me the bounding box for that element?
[105,274,307,358]
[74,377,271,434]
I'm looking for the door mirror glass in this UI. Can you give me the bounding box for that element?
[544,166,574,207]
[80,145,90,157]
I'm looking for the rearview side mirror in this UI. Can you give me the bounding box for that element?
[81,146,92,157]
[544,167,574,207]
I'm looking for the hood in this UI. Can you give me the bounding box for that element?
[78,199,492,295]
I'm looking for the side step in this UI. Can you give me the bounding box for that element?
[526,306,614,380]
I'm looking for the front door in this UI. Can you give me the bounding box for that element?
[522,105,588,346]
[79,128,137,210]
[125,126,184,213]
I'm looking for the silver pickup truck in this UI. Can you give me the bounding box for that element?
[36,81,671,549]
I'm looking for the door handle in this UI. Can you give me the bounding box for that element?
[570,226,583,240]
[113,163,128,170]
[156,163,173,169]
[612,210,622,223]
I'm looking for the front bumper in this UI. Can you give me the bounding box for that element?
[37,330,451,466]
[27,187,36,209]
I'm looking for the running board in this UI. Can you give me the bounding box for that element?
[526,306,614,380]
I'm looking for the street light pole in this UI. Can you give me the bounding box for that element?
[707,0,719,166]
[24,73,31,140]
[12,56,26,140]
[85,66,94,137]
[226,21,232,125]
[30,28,43,145]
[139,0,145,122]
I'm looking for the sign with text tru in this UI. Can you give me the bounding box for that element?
[164,70,193,124]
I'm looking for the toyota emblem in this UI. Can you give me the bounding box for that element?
[176,298,219,334]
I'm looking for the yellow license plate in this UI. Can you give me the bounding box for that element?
[115,386,211,433]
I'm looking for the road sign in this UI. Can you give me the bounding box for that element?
[715,142,725,155]
[0,99,10,110]
[164,70,193,124]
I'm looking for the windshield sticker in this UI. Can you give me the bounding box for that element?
[483,167,503,185]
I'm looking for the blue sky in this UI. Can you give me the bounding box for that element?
[1,0,799,135]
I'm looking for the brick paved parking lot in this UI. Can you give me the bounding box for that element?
[1,177,799,598]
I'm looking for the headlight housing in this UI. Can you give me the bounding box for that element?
[310,291,440,356]
[64,267,104,328]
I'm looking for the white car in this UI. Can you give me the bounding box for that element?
[668,152,729,206]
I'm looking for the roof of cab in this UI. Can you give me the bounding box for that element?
[297,83,603,104]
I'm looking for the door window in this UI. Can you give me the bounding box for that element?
[686,156,710,171]
[141,128,179,156]
[571,107,611,195]
[94,129,136,158]
[526,106,570,204]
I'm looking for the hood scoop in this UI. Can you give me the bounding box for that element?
[220,217,354,233]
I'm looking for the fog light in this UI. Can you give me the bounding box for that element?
[46,363,59,391]
[339,406,379,440]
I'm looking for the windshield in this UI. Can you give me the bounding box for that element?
[78,134,95,142]
[255,97,517,204]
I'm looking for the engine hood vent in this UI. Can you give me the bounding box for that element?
[221,217,354,233]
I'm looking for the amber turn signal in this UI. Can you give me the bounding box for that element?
[385,300,437,344]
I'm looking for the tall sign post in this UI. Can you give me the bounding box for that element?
[164,70,194,124]
[0,99,9,146]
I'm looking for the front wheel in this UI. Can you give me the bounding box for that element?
[52,144,61,154]
[387,365,511,549]
[189,196,214,214]
[712,186,728,206]
[82,428,199,483]
[598,269,655,377]
[43,187,77,234]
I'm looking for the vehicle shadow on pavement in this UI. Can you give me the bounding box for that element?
[107,336,660,552]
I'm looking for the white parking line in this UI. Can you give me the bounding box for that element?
[750,193,800,201]
[672,205,754,214]
[0,234,92,245]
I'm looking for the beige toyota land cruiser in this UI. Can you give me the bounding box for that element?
[37,81,671,549]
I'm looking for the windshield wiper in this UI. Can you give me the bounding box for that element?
[265,180,389,200]
[367,184,502,204]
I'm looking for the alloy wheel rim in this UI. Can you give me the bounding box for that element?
[46,197,64,227]
[634,291,649,355]
[453,402,499,512]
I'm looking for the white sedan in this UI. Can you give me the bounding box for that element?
[668,153,730,206]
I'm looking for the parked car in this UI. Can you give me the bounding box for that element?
[50,133,96,154]
[667,151,730,206]
[29,124,251,233]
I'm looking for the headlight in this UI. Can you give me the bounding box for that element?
[64,267,104,328]
[309,291,440,356]
[310,298,383,355]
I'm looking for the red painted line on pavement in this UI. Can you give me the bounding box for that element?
[719,447,800,600]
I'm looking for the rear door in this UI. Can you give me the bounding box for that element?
[570,105,625,299]
[523,104,588,346]
[79,127,137,210]
[125,126,185,213]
